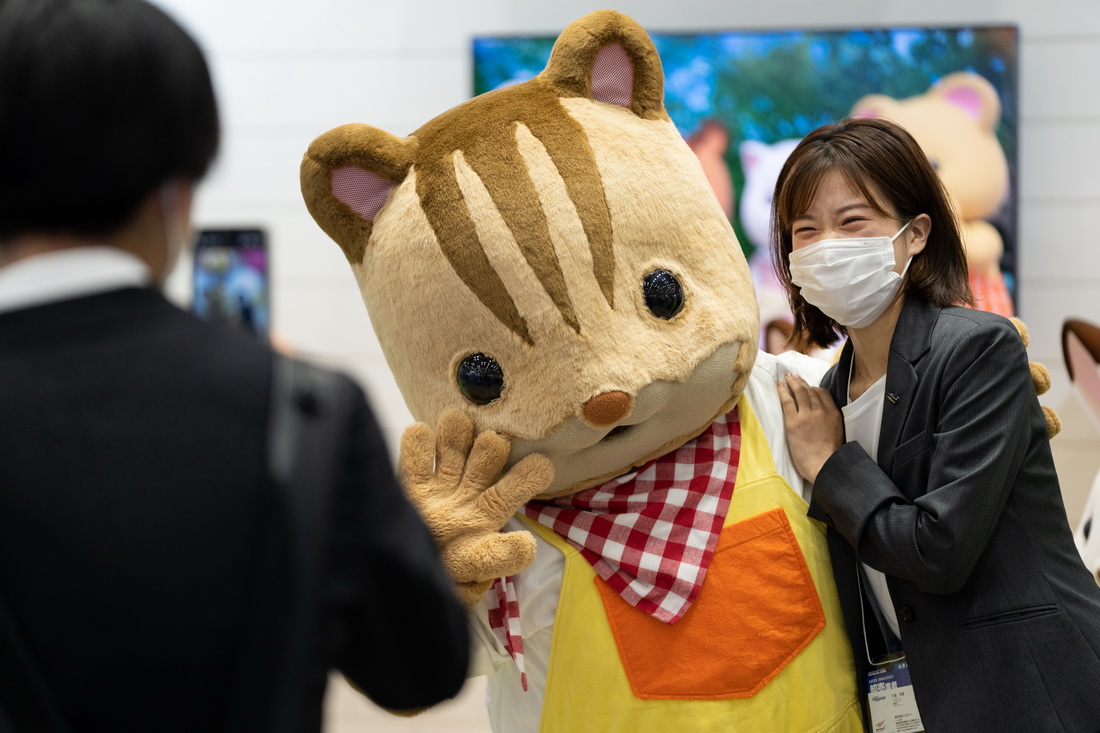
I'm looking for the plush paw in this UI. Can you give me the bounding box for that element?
[399,410,554,608]
[1010,317,1061,438]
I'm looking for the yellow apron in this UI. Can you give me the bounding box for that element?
[522,396,862,732]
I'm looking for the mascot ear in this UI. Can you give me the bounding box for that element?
[540,9,666,120]
[739,139,767,173]
[300,123,416,264]
[931,72,1001,133]
[850,93,899,120]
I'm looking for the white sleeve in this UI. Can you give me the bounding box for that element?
[744,350,827,503]
[465,516,565,677]
[769,348,833,386]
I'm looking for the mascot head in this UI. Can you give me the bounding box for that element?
[301,10,758,496]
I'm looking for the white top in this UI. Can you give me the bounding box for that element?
[468,349,830,732]
[0,246,150,314]
[841,367,901,640]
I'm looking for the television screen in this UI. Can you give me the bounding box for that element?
[474,25,1019,342]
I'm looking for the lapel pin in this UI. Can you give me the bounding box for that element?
[887,393,900,404]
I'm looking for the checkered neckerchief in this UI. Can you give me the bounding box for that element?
[486,407,741,687]
[526,405,742,623]
[485,575,528,691]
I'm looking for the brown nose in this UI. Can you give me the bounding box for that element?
[582,391,632,427]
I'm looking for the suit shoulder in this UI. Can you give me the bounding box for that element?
[931,306,1028,379]
[934,305,1020,344]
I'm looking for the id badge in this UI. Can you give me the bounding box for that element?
[866,659,925,733]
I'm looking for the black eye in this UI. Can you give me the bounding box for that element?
[456,353,504,405]
[642,269,684,320]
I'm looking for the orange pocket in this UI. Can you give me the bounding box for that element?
[597,507,825,700]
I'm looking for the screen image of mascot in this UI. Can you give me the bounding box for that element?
[300,11,865,731]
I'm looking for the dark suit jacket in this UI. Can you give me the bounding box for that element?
[810,296,1100,732]
[0,287,468,732]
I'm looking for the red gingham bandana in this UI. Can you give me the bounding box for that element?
[486,575,528,691]
[488,407,742,686]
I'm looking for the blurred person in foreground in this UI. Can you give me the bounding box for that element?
[0,0,468,730]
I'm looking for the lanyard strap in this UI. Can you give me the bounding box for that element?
[856,566,906,666]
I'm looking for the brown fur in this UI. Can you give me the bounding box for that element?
[541,9,667,122]
[301,9,759,494]
[412,81,611,342]
[300,124,413,264]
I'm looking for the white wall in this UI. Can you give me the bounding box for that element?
[151,0,1100,724]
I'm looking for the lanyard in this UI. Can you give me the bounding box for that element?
[857,566,905,666]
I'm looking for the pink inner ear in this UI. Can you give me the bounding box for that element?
[590,44,634,109]
[1068,331,1100,419]
[331,167,395,222]
[852,108,879,119]
[942,86,983,122]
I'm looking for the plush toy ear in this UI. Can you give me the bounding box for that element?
[540,9,666,121]
[300,123,416,264]
[930,72,1001,133]
[850,93,900,120]
[739,139,767,173]
[1064,319,1100,420]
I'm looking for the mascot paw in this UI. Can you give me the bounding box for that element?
[1042,406,1062,439]
[400,410,553,608]
[1011,317,1061,438]
[1030,361,1052,395]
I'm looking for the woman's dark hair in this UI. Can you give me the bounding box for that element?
[770,117,973,349]
[0,0,219,240]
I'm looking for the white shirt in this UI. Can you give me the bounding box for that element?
[0,246,150,314]
[841,367,901,639]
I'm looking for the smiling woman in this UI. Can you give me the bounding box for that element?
[772,117,1100,732]
[787,173,924,344]
[771,117,970,353]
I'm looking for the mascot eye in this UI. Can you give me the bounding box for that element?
[456,353,505,405]
[642,269,684,320]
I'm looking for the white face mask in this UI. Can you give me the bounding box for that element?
[789,221,912,329]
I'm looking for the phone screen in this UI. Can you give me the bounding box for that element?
[191,229,269,339]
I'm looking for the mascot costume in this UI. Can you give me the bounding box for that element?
[301,10,865,731]
[299,12,1060,730]
[1064,319,1100,582]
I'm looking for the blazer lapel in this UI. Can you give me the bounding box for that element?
[879,296,937,475]
[828,339,854,408]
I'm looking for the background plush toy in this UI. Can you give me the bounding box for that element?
[852,72,1015,318]
[685,118,735,220]
[300,10,865,731]
[739,138,801,350]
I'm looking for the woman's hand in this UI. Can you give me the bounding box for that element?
[777,374,844,484]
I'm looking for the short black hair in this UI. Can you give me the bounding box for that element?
[0,0,219,240]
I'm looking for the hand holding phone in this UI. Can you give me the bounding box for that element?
[191,229,269,339]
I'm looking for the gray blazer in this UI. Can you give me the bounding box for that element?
[810,296,1100,732]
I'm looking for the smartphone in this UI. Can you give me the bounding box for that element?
[191,228,269,339]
